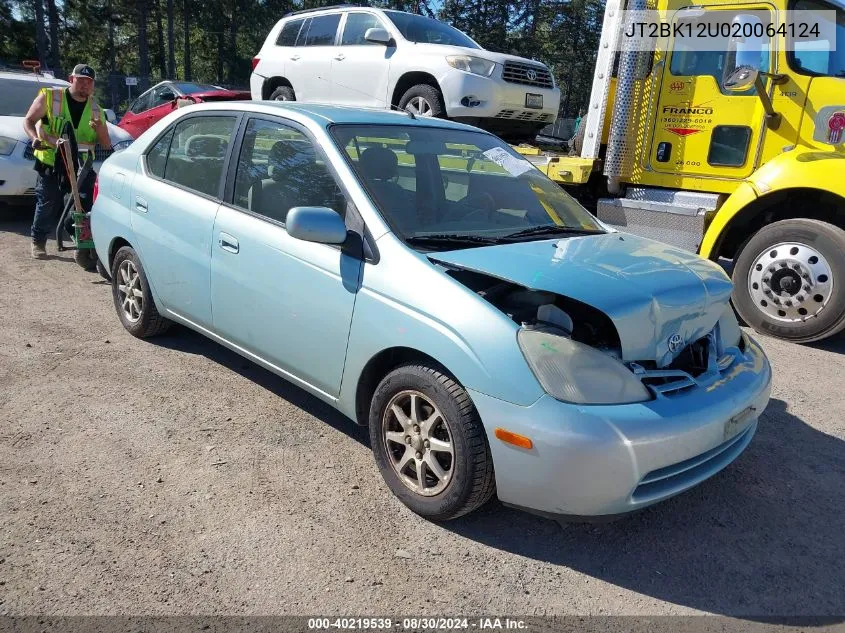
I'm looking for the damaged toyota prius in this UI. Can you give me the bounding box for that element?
[91,102,772,522]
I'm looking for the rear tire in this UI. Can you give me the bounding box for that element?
[732,218,845,343]
[368,364,495,521]
[111,246,172,338]
[269,85,296,101]
[398,84,444,118]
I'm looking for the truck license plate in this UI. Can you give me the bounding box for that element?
[724,406,756,441]
[525,93,543,109]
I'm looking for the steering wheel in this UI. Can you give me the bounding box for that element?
[459,191,497,222]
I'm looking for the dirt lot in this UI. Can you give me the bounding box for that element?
[1,207,844,618]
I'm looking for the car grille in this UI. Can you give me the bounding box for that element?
[494,110,554,122]
[631,422,756,504]
[502,61,554,89]
[23,145,114,163]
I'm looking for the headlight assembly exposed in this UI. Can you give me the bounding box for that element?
[518,328,651,405]
[445,55,496,77]
[0,136,18,156]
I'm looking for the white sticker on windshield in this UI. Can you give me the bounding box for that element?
[482,147,533,177]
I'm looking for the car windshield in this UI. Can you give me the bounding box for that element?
[790,0,845,77]
[383,11,480,49]
[331,124,603,247]
[172,82,221,94]
[0,79,65,116]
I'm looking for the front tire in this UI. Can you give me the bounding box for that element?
[368,364,495,521]
[398,84,444,118]
[732,218,845,342]
[111,246,171,338]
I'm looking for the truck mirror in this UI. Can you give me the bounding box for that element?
[722,66,759,93]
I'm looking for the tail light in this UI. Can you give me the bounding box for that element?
[92,176,99,204]
[252,56,261,71]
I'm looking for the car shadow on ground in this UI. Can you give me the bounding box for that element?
[142,325,845,618]
[149,325,369,447]
[444,397,845,618]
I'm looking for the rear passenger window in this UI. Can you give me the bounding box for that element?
[160,115,237,197]
[146,129,174,178]
[277,19,304,46]
[304,14,341,46]
[233,118,346,224]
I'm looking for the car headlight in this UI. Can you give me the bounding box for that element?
[0,136,18,156]
[518,328,651,405]
[445,55,496,77]
[718,305,742,350]
[112,140,133,152]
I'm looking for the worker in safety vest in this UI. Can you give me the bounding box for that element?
[22,63,112,259]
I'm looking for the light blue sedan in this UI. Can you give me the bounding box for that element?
[91,102,772,521]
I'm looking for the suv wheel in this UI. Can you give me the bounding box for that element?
[398,84,444,118]
[270,86,296,101]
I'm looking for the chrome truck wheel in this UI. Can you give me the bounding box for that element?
[732,219,845,343]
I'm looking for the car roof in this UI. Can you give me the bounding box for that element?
[180,100,486,132]
[0,71,69,87]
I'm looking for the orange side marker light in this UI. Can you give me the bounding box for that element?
[495,428,533,450]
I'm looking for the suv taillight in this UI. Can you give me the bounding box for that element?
[252,56,261,71]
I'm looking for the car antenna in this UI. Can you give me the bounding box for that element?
[390,103,415,119]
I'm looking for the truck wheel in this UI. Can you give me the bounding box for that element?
[270,85,295,101]
[74,248,98,271]
[111,246,172,338]
[398,85,444,118]
[732,219,845,343]
[368,364,495,521]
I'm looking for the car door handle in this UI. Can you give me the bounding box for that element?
[334,53,345,61]
[219,232,239,254]
[290,54,301,61]
[135,197,148,213]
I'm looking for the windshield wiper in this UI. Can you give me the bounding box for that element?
[502,225,605,241]
[405,233,501,249]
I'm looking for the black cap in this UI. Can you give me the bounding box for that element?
[70,64,96,80]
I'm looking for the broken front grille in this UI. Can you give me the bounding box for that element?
[502,61,554,89]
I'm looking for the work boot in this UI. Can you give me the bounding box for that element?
[31,241,47,259]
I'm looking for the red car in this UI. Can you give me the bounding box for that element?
[118,81,251,139]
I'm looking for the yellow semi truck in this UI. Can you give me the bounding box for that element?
[520,0,845,343]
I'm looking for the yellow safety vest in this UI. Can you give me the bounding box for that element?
[34,87,101,167]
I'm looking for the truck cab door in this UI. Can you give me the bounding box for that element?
[648,6,776,180]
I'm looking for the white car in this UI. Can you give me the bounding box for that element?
[0,70,133,206]
[250,7,561,143]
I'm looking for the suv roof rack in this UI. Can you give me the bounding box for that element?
[283,3,370,17]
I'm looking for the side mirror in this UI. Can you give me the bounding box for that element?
[364,27,393,45]
[286,206,348,244]
[722,66,759,93]
[104,108,117,123]
[160,90,176,102]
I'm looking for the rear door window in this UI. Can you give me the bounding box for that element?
[304,14,341,46]
[156,115,238,198]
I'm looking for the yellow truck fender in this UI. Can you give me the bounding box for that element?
[699,149,845,259]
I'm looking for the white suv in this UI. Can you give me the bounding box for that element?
[250,7,561,143]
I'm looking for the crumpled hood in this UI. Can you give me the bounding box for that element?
[432,233,734,365]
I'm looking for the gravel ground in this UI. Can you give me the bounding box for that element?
[1,208,844,619]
